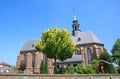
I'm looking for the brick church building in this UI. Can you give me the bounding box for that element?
[16,18,106,74]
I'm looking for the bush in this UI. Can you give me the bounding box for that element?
[65,65,75,74]
[18,70,24,74]
[117,67,120,74]
[91,59,99,73]
[65,64,95,74]
[100,52,118,74]
[76,64,84,74]
[84,65,96,74]
[76,64,95,74]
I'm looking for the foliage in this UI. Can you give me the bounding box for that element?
[55,67,63,74]
[35,27,76,73]
[100,52,112,62]
[65,65,75,74]
[18,70,24,74]
[99,52,117,74]
[76,64,84,74]
[111,38,120,66]
[91,59,100,73]
[65,64,95,74]
[92,59,99,69]
[110,64,118,74]
[11,66,17,73]
[40,60,48,74]
[117,67,120,73]
[84,65,96,74]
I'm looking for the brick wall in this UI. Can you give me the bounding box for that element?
[0,74,120,79]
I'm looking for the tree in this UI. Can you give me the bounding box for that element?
[40,60,48,74]
[99,52,117,74]
[92,59,99,69]
[111,38,120,66]
[35,27,76,73]
[92,59,99,73]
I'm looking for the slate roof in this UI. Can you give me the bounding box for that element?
[20,40,39,52]
[56,55,83,63]
[20,31,102,52]
[72,31,101,45]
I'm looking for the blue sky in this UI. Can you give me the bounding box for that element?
[0,0,120,66]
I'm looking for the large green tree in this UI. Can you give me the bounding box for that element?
[111,38,120,66]
[35,27,76,73]
[99,52,117,74]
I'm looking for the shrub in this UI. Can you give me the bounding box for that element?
[65,65,75,74]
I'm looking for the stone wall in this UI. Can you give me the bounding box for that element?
[0,74,120,79]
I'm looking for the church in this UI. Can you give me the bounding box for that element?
[16,17,106,74]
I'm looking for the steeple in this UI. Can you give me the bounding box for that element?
[72,16,80,36]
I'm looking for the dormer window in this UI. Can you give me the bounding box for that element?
[77,37,81,42]
[32,44,34,47]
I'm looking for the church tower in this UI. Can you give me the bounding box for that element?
[72,16,81,36]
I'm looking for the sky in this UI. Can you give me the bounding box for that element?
[0,0,120,66]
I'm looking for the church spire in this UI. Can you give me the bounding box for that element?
[72,15,80,36]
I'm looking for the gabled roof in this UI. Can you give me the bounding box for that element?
[72,31,102,45]
[20,31,103,52]
[20,40,39,52]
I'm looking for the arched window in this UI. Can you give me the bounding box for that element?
[87,48,92,64]
[24,54,27,64]
[98,48,101,56]
[32,54,35,67]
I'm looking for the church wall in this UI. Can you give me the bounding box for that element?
[34,52,43,74]
[77,44,105,66]
[16,54,24,69]
[25,52,32,74]
[16,43,105,74]
[16,50,43,74]
[47,58,54,74]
